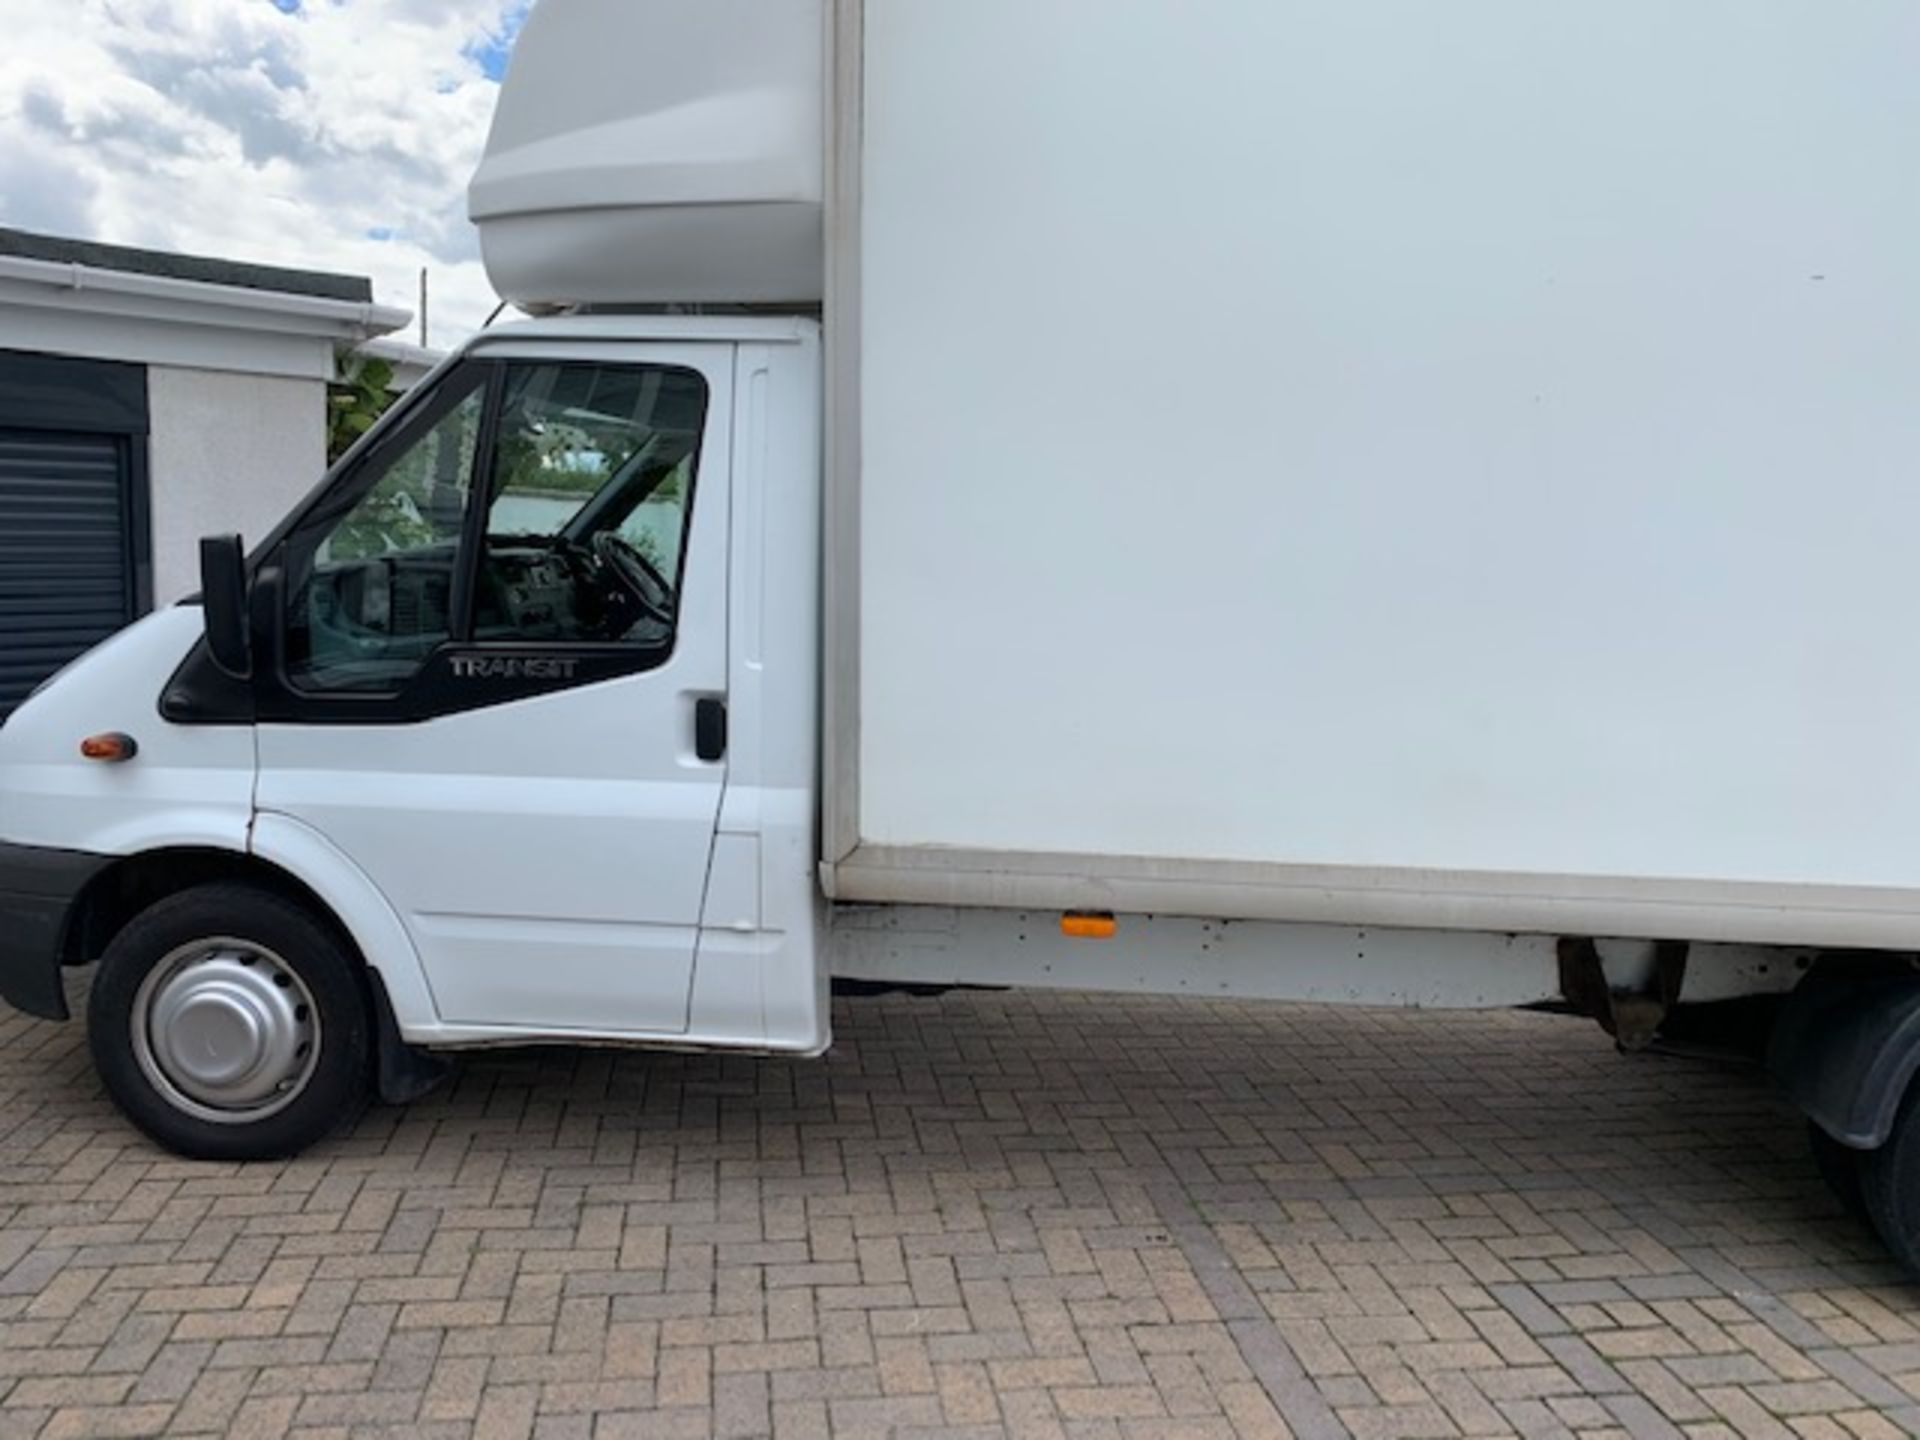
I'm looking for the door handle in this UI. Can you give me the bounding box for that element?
[694,697,728,763]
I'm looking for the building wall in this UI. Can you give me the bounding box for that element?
[147,366,327,603]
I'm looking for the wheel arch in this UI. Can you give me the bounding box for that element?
[66,847,338,972]
[66,832,448,1106]
[1768,962,1920,1150]
[67,822,441,1039]
[245,812,440,1036]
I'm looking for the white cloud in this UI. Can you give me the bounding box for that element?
[0,0,525,347]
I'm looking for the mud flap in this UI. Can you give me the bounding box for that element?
[366,967,453,1106]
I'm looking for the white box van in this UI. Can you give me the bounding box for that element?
[3,0,1918,1264]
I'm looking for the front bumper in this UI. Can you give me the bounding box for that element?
[0,842,111,1021]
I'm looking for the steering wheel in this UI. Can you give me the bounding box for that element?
[591,532,675,625]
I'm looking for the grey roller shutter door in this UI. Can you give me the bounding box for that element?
[0,430,136,716]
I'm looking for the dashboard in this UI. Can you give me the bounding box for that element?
[483,544,581,637]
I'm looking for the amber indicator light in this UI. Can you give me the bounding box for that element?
[79,733,138,763]
[1060,912,1118,940]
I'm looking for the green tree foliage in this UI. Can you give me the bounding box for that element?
[328,352,398,463]
[326,381,482,562]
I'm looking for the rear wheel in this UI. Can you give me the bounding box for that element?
[87,884,371,1160]
[1861,1086,1920,1275]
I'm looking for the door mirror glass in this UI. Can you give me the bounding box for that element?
[282,371,486,693]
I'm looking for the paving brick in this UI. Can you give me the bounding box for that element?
[6,1374,136,1409]
[124,1341,213,1405]
[40,1400,175,1438]
[472,1382,539,1440]
[166,1365,257,1434]
[0,989,1911,1438]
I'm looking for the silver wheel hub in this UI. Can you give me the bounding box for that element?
[133,940,319,1123]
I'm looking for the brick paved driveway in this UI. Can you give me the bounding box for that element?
[0,984,1915,1439]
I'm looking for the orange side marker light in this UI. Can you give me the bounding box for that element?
[1060,912,1117,940]
[80,733,138,763]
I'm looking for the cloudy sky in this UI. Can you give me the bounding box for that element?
[0,0,527,347]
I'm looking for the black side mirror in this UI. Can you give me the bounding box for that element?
[199,534,252,679]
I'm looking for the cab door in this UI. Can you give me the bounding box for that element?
[253,343,733,1035]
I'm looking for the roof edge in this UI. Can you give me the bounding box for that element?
[0,227,374,304]
[0,253,412,341]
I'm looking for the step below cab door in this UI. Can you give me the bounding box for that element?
[253,342,733,1036]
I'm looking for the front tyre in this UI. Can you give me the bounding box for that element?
[87,884,371,1160]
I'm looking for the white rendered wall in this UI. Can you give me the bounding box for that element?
[148,366,325,602]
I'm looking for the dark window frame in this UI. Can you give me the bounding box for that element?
[162,356,715,727]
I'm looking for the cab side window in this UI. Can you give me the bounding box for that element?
[476,362,706,650]
[278,360,708,700]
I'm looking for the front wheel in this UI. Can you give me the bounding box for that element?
[87,884,372,1160]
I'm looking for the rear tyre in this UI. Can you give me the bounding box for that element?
[87,884,371,1160]
[1861,1086,1920,1275]
[1809,1121,1869,1223]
